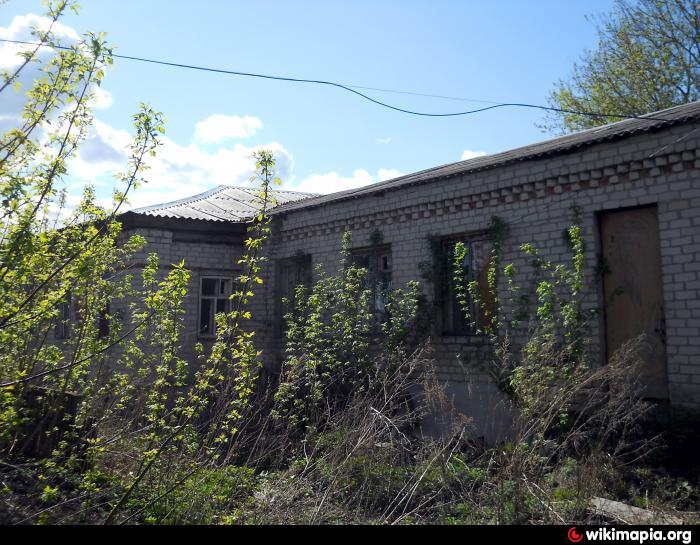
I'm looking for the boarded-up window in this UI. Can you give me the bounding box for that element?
[199,277,232,337]
[275,254,312,334]
[441,236,493,335]
[351,245,392,318]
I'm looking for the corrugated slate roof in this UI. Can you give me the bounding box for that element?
[127,101,700,223]
[273,100,700,215]
[128,185,317,222]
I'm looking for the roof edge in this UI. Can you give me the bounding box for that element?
[126,185,319,221]
[271,100,700,215]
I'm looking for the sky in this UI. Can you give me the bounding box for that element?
[0,0,616,210]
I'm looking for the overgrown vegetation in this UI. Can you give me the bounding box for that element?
[0,0,697,526]
[0,1,272,524]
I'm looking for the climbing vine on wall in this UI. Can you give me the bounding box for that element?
[453,218,592,415]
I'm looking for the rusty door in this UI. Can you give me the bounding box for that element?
[600,206,668,399]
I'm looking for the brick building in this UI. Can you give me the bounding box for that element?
[120,101,700,440]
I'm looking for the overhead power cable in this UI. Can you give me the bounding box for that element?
[334,84,504,105]
[0,38,672,122]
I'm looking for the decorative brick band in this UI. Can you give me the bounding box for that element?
[279,150,700,243]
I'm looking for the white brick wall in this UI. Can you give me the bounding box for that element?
[260,122,700,410]
[118,226,245,367]
[114,121,700,421]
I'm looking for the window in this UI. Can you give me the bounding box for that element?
[199,277,232,337]
[55,293,72,340]
[441,236,493,336]
[97,303,110,339]
[54,292,113,340]
[351,245,392,317]
[275,254,312,334]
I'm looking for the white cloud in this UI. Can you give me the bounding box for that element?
[57,110,402,211]
[0,13,113,136]
[0,13,79,42]
[0,13,402,212]
[193,114,263,143]
[70,114,402,206]
[0,14,298,214]
[292,167,403,195]
[131,138,294,208]
[0,14,79,68]
[378,168,402,181]
[68,120,131,181]
[91,86,114,109]
[461,149,487,160]
[65,115,295,210]
[77,112,401,205]
[0,14,83,126]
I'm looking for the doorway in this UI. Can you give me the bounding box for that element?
[600,205,669,400]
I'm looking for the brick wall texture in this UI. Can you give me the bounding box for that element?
[122,120,700,418]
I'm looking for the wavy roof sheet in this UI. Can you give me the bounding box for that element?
[127,101,700,223]
[128,186,317,222]
[272,100,700,215]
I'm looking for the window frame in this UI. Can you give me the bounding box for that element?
[55,292,72,340]
[351,243,393,319]
[439,231,492,337]
[274,254,313,336]
[198,275,233,339]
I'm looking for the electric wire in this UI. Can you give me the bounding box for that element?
[0,38,673,123]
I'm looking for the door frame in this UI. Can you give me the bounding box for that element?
[595,203,669,398]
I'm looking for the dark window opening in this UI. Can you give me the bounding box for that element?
[351,245,392,319]
[199,277,232,337]
[440,236,493,336]
[275,254,312,335]
[55,293,72,340]
[97,303,110,339]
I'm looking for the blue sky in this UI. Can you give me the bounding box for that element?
[0,0,615,209]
